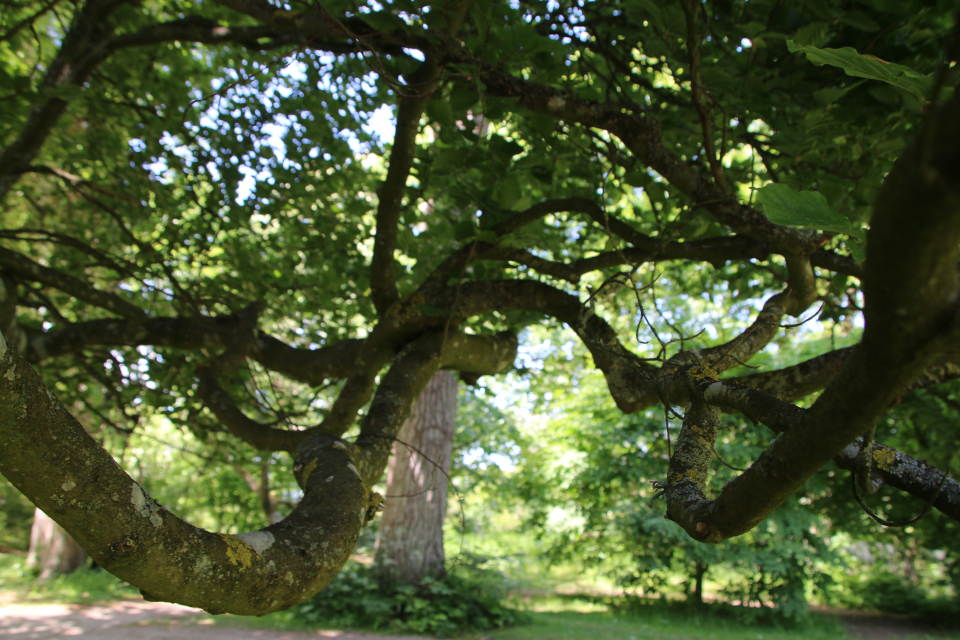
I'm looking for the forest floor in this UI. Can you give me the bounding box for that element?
[0,593,950,640]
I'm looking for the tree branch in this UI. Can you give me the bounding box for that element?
[0,246,145,320]
[0,329,371,615]
[668,93,960,542]
[0,0,121,202]
[369,56,440,314]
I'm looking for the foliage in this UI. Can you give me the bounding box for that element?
[1,0,959,616]
[0,477,34,551]
[295,557,526,636]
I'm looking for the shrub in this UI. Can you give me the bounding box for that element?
[295,557,527,637]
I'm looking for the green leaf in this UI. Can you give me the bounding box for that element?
[494,176,522,209]
[787,41,932,102]
[791,22,831,47]
[360,11,407,32]
[756,183,852,233]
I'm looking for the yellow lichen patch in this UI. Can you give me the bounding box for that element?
[690,423,709,437]
[690,365,719,382]
[682,469,704,483]
[364,492,385,526]
[302,458,318,485]
[387,292,426,322]
[873,448,897,470]
[220,534,254,570]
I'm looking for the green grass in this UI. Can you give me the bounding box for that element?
[472,599,848,640]
[0,553,139,604]
[4,552,957,640]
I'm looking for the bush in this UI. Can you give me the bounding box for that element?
[295,557,527,637]
[824,570,959,623]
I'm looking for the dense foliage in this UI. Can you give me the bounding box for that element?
[1,0,959,616]
[296,557,524,636]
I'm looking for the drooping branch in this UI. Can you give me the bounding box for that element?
[200,319,517,453]
[0,329,371,615]
[664,371,960,536]
[665,93,960,542]
[834,439,960,522]
[446,279,661,412]
[665,369,722,537]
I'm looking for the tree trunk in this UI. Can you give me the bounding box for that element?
[692,561,707,605]
[374,370,458,586]
[26,508,87,578]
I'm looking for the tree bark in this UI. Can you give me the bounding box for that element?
[374,370,458,586]
[26,508,87,578]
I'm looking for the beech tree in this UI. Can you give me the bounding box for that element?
[1,0,959,617]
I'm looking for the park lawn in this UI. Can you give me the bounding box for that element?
[4,554,958,640]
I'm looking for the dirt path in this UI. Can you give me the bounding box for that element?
[0,597,431,640]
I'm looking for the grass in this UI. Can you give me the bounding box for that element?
[472,598,849,640]
[203,602,849,640]
[3,552,958,640]
[0,553,139,605]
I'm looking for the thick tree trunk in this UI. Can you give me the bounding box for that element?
[374,370,457,586]
[26,508,87,578]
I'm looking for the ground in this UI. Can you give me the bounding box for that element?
[0,596,429,640]
[0,595,949,640]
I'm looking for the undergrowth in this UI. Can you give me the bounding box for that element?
[295,557,527,637]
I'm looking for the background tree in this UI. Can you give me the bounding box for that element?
[25,509,87,579]
[0,0,959,617]
[375,370,458,586]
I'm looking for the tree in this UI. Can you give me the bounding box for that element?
[0,0,959,617]
[375,370,458,586]
[26,508,88,578]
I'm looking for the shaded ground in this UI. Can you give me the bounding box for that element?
[824,608,947,640]
[0,596,950,640]
[0,597,430,640]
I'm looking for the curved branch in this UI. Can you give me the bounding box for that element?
[446,279,661,412]
[661,291,790,405]
[733,346,853,402]
[0,331,371,615]
[353,329,518,486]
[679,374,960,529]
[667,94,960,541]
